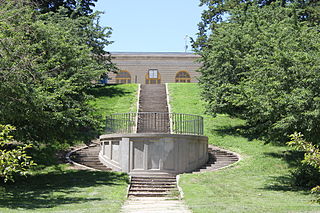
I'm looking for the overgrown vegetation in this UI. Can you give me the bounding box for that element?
[169,83,320,212]
[194,0,320,144]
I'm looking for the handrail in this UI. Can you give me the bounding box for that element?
[105,112,204,135]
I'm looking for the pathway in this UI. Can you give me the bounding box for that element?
[120,197,191,213]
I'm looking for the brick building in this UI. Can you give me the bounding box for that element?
[107,52,201,84]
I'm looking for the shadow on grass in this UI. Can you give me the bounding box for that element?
[88,85,130,98]
[262,151,320,193]
[211,123,318,193]
[0,167,128,210]
[264,150,304,168]
[210,124,260,141]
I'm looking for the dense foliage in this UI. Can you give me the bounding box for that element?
[0,0,114,146]
[31,0,97,17]
[194,0,320,48]
[196,0,320,143]
[0,125,36,183]
[288,133,320,201]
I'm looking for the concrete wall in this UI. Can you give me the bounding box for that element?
[99,133,208,176]
[107,52,202,84]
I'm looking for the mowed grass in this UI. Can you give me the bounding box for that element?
[0,84,139,212]
[89,83,138,131]
[168,83,320,213]
[0,165,128,213]
[89,84,138,117]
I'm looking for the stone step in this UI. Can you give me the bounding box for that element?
[72,159,100,162]
[73,152,99,157]
[131,184,176,188]
[130,188,174,192]
[131,183,176,187]
[131,176,176,180]
[128,192,173,197]
[131,179,176,184]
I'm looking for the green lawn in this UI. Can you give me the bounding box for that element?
[89,84,138,117]
[0,84,139,213]
[168,83,320,213]
[0,165,128,213]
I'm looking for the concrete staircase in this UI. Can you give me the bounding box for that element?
[69,144,111,171]
[122,175,191,213]
[193,145,239,173]
[139,84,168,112]
[128,176,179,197]
[137,84,170,133]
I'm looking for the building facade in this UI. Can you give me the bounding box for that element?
[107,52,201,84]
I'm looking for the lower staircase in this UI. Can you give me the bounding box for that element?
[128,176,179,198]
[69,144,112,171]
[193,145,239,173]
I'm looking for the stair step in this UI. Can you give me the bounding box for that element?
[132,177,176,181]
[131,184,176,188]
[131,182,176,186]
[128,192,173,197]
[130,188,173,192]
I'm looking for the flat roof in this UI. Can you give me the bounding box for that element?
[110,52,200,59]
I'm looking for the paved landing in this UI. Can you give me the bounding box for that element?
[120,197,192,213]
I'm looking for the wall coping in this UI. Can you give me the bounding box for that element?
[100,133,208,141]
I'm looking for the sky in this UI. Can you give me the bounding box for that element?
[93,0,205,52]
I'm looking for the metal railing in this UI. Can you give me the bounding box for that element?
[105,112,203,135]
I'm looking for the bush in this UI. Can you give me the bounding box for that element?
[288,132,320,202]
[0,124,36,183]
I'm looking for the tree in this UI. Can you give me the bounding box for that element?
[194,0,320,50]
[0,0,114,146]
[196,1,320,143]
[0,125,36,183]
[31,0,98,17]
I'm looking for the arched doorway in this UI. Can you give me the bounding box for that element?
[175,71,191,83]
[145,69,161,84]
[116,70,131,84]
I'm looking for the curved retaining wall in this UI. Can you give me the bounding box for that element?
[99,133,208,176]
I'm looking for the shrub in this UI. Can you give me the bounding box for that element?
[0,124,36,183]
[288,132,320,202]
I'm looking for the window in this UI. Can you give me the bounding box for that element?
[148,69,158,79]
[175,71,191,83]
[115,70,131,84]
[145,69,161,84]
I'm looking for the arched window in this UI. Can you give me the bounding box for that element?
[116,70,131,84]
[175,71,191,83]
[145,69,161,84]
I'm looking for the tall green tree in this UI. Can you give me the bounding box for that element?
[194,0,320,50]
[0,0,114,146]
[196,1,320,143]
[31,0,97,17]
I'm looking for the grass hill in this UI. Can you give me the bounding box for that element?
[169,83,320,213]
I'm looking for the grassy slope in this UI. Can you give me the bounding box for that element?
[89,84,138,117]
[168,83,320,213]
[0,84,138,213]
